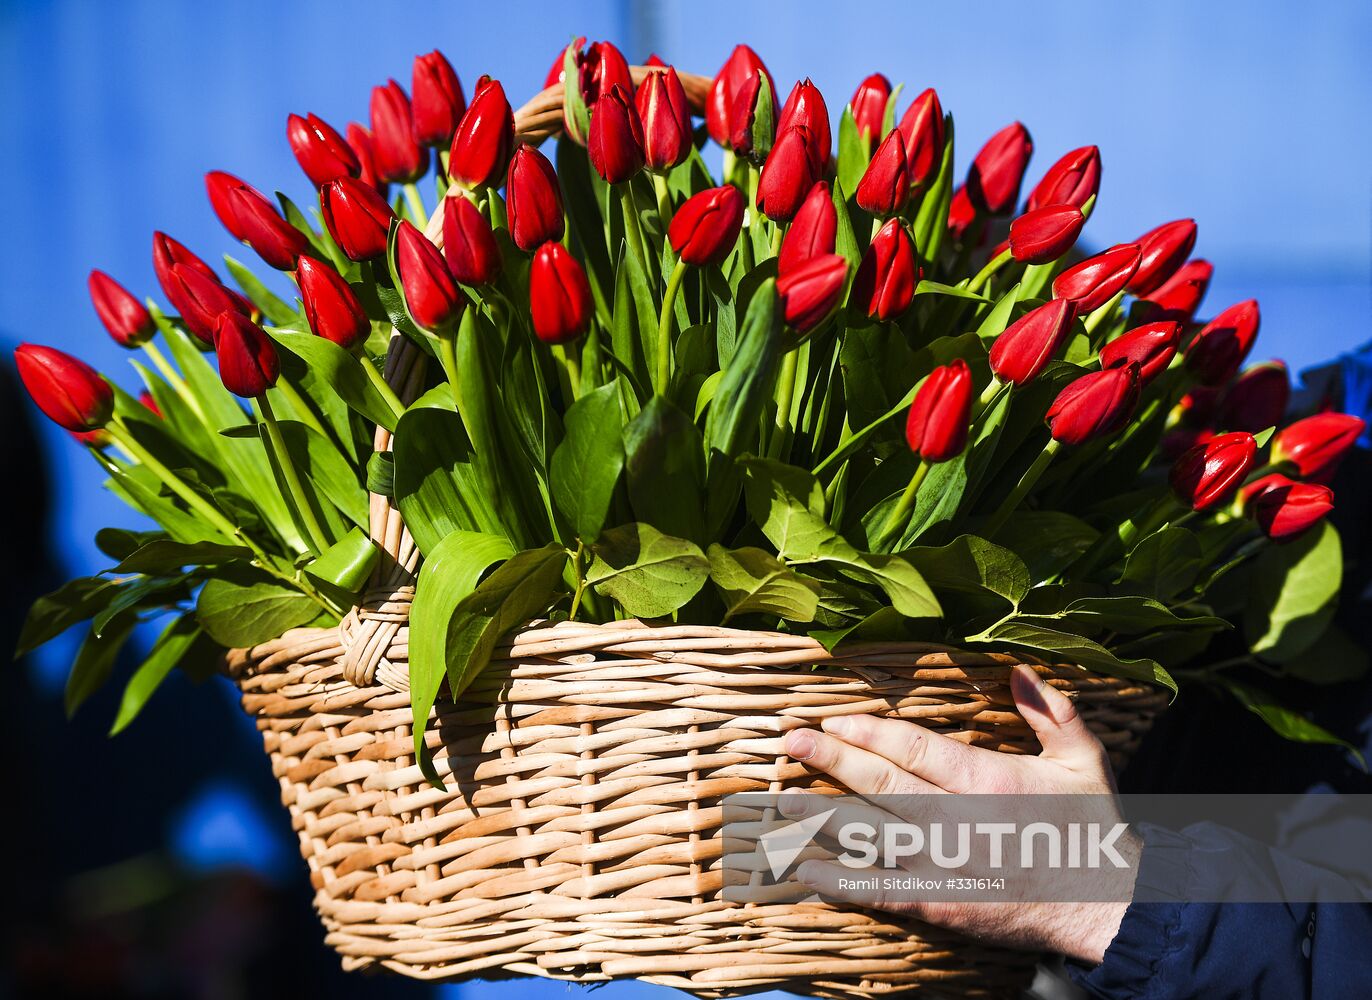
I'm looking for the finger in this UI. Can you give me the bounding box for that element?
[819,714,987,794]
[784,728,945,797]
[1010,664,1107,767]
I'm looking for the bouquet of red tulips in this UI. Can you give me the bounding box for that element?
[16,40,1365,757]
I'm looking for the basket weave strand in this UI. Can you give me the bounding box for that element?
[225,69,1168,998]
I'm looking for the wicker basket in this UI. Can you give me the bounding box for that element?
[223,70,1169,998]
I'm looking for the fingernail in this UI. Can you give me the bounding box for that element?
[779,793,809,819]
[795,860,816,883]
[787,731,816,760]
[823,715,852,738]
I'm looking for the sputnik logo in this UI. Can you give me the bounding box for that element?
[758,806,837,879]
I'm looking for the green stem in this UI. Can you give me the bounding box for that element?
[258,395,332,555]
[107,418,241,541]
[359,353,406,421]
[141,341,206,425]
[769,348,800,459]
[968,248,1013,294]
[975,378,1002,416]
[875,459,931,550]
[620,184,649,275]
[656,258,689,393]
[771,223,786,258]
[568,542,588,622]
[272,377,330,441]
[652,172,673,226]
[557,341,583,401]
[1083,290,1126,339]
[983,437,1062,537]
[437,329,462,413]
[403,183,429,228]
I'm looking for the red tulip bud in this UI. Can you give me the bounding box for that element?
[346,122,390,199]
[15,344,114,431]
[726,70,768,157]
[297,256,369,351]
[320,176,395,262]
[396,221,464,331]
[286,113,360,188]
[1128,219,1197,297]
[1271,413,1366,483]
[1254,480,1335,541]
[776,79,831,170]
[443,192,502,286]
[1138,258,1212,324]
[579,41,633,107]
[411,50,466,148]
[1176,385,1221,427]
[967,122,1033,215]
[448,77,515,190]
[167,262,250,344]
[637,66,693,171]
[529,241,592,345]
[778,182,837,276]
[776,253,847,333]
[506,146,564,252]
[213,311,279,398]
[152,231,253,325]
[205,170,260,243]
[1217,361,1289,433]
[1185,300,1262,385]
[1052,243,1141,313]
[989,298,1077,387]
[644,53,667,68]
[707,45,773,148]
[1046,364,1140,445]
[588,84,645,184]
[1024,145,1101,212]
[905,359,973,463]
[544,36,587,89]
[849,73,891,144]
[1007,204,1084,265]
[369,80,428,184]
[1169,430,1257,511]
[668,185,746,267]
[1162,426,1215,461]
[88,270,154,348]
[220,180,310,271]
[1099,321,1181,384]
[896,88,945,189]
[852,219,918,320]
[855,129,910,217]
[756,125,818,222]
[947,186,976,241]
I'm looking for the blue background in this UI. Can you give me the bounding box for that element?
[1,1,1367,997]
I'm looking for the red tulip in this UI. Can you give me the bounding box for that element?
[1176,384,1222,427]
[905,359,973,463]
[346,122,389,199]
[668,185,746,267]
[1185,299,1261,385]
[1162,426,1215,461]
[204,170,261,243]
[1218,361,1289,433]
[152,233,246,340]
[529,241,592,345]
[756,125,818,222]
[213,311,279,398]
[1271,413,1366,483]
[1046,364,1140,445]
[636,66,692,171]
[1128,219,1197,297]
[88,270,154,348]
[1246,476,1334,541]
[370,80,428,184]
[442,195,502,286]
[1169,431,1257,512]
[166,263,249,344]
[578,41,633,107]
[320,176,395,261]
[411,50,466,148]
[14,344,114,431]
[776,253,847,333]
[1024,145,1101,212]
[707,45,774,147]
[395,221,464,331]
[588,85,644,184]
[896,88,945,189]
[776,79,830,170]
[778,182,837,275]
[989,298,1077,387]
[506,146,564,252]
[1052,243,1141,313]
[725,69,767,157]
[1138,258,1212,324]
[855,129,910,217]
[297,256,369,351]
[966,122,1033,215]
[220,181,310,271]
[1008,204,1084,264]
[544,36,586,89]
[947,186,977,241]
[286,113,360,187]
[852,219,918,320]
[850,73,892,144]
[448,77,515,189]
[1099,321,1182,384]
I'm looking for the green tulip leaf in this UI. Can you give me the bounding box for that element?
[708,544,821,623]
[588,523,709,619]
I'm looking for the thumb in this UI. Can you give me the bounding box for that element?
[1010,664,1106,768]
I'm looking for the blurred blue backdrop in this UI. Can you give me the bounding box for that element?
[0,1,1367,997]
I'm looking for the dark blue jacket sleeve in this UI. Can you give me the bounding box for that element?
[1070,823,1372,999]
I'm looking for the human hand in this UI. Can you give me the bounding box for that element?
[781,663,1133,964]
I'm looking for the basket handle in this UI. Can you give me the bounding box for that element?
[339,65,712,689]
